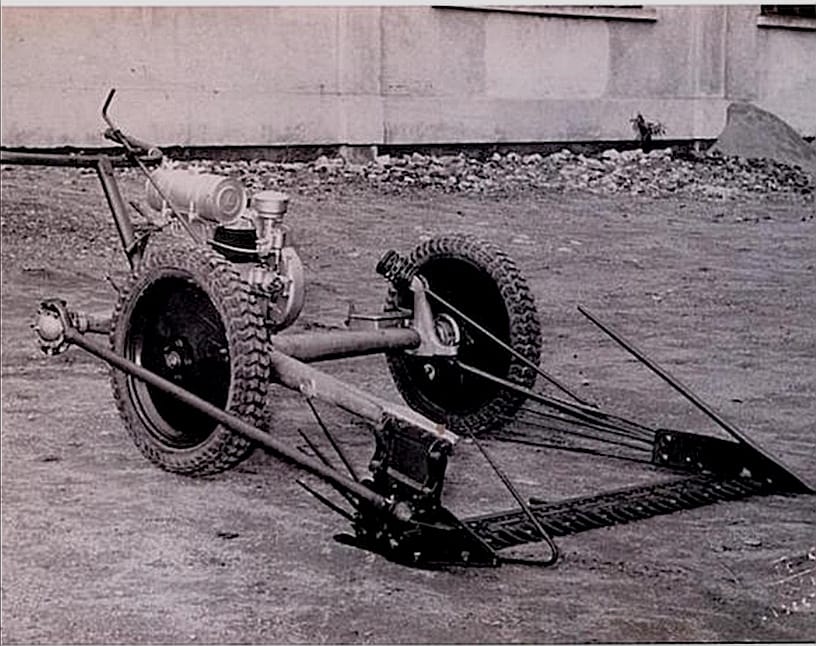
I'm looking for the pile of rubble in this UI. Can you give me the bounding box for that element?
[179,145,814,202]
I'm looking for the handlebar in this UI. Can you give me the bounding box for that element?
[101,88,117,123]
[0,147,162,168]
[103,127,157,155]
[101,88,162,161]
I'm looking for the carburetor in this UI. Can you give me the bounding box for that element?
[145,167,305,330]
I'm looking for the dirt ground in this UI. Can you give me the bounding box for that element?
[1,166,814,643]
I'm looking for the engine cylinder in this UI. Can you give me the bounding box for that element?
[146,168,246,223]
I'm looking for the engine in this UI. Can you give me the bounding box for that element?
[145,167,305,331]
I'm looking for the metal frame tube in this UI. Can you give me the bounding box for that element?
[1,150,103,167]
[0,149,161,168]
[95,157,141,268]
[272,329,420,363]
[268,349,459,445]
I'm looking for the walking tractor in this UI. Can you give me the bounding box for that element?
[3,91,812,568]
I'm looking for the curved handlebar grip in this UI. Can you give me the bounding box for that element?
[100,89,162,165]
[103,127,154,152]
[102,88,116,125]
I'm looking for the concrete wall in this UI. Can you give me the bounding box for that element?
[1,5,814,148]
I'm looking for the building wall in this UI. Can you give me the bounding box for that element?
[1,5,814,148]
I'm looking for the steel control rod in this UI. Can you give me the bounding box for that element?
[61,326,395,514]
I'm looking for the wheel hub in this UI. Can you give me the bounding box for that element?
[433,313,461,347]
[422,313,462,382]
[162,338,192,374]
[122,275,235,449]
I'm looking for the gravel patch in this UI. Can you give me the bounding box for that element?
[174,147,815,206]
[2,145,813,274]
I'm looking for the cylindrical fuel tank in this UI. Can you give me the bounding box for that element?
[146,168,246,223]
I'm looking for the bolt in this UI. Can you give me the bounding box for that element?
[165,350,182,370]
[393,501,413,522]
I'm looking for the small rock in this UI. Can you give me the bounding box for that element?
[621,149,644,162]
[648,147,672,159]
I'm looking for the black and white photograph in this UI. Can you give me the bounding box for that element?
[1,2,814,643]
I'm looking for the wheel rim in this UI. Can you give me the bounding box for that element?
[124,273,231,449]
[399,256,511,415]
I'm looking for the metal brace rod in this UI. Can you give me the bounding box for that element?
[508,411,653,452]
[296,430,361,509]
[457,361,654,443]
[517,405,654,443]
[492,431,656,466]
[296,479,356,522]
[577,306,814,493]
[423,286,592,406]
[306,398,360,483]
[96,156,141,269]
[467,432,559,566]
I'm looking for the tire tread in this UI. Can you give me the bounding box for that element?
[109,238,269,476]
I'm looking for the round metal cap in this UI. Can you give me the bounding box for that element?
[211,179,247,221]
[253,190,289,216]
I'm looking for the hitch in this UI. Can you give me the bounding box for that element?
[32,300,110,355]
